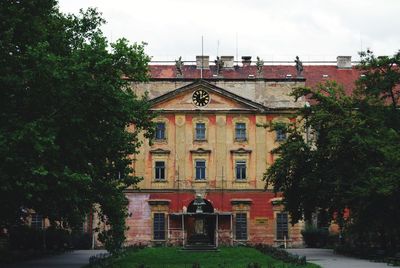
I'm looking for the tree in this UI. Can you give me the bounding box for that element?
[0,0,154,252]
[264,51,400,249]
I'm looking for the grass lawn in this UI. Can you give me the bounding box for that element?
[101,247,320,268]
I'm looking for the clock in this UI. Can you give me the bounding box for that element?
[192,89,210,107]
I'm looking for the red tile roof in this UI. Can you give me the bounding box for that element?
[149,65,362,96]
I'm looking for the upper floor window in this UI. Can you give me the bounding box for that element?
[276,129,286,141]
[195,123,206,140]
[235,123,246,141]
[154,161,165,180]
[195,159,206,180]
[155,122,166,140]
[276,213,289,240]
[235,160,247,180]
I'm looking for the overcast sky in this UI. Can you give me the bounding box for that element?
[58,0,400,62]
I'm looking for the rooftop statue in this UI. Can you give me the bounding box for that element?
[175,56,184,76]
[256,56,264,76]
[214,56,224,76]
[295,56,304,77]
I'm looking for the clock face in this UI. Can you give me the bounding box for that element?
[192,89,210,107]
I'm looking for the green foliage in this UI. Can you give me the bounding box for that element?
[0,0,154,253]
[85,246,319,268]
[254,244,308,266]
[357,49,400,109]
[8,225,45,250]
[264,51,400,250]
[301,225,329,248]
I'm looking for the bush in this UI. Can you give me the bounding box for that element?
[8,225,44,250]
[247,262,261,268]
[8,225,94,251]
[45,228,72,250]
[253,244,307,265]
[301,225,329,248]
[71,232,92,249]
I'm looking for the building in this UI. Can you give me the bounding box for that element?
[124,56,360,248]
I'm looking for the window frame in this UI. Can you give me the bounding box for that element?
[31,213,43,230]
[235,213,248,240]
[194,159,206,180]
[154,122,166,141]
[153,213,166,241]
[276,212,289,240]
[276,128,287,142]
[154,161,166,181]
[235,160,247,180]
[195,122,206,141]
[235,122,247,141]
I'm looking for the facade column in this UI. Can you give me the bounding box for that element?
[215,214,219,247]
[182,214,185,247]
[230,214,233,246]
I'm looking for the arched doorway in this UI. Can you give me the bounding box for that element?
[186,198,216,246]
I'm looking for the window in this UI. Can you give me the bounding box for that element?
[195,123,206,140]
[276,129,286,141]
[154,161,165,180]
[195,160,206,180]
[235,213,247,240]
[31,213,43,230]
[235,123,246,141]
[153,213,165,240]
[235,160,247,180]
[276,213,289,240]
[155,122,166,140]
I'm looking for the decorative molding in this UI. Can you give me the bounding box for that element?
[230,148,252,154]
[149,148,171,155]
[190,147,211,154]
[270,197,283,206]
[149,80,266,111]
[148,199,171,206]
[231,199,252,205]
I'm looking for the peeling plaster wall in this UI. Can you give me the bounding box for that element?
[126,193,152,244]
[124,191,304,247]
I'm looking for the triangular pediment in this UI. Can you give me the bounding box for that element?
[150,80,266,112]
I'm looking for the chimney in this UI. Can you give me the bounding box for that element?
[337,56,352,69]
[242,56,252,67]
[221,56,234,68]
[196,56,209,69]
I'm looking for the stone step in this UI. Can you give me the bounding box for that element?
[182,245,219,252]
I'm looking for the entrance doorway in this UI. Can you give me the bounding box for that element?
[186,199,215,246]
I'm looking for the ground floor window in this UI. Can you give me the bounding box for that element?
[276,213,289,240]
[235,213,247,240]
[153,213,166,240]
[31,213,43,230]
